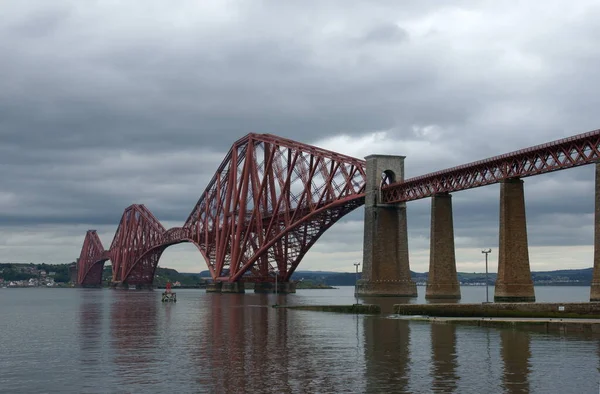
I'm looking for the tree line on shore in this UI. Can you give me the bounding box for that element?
[0,263,71,283]
[1,262,594,286]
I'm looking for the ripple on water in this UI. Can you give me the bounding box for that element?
[1,287,599,393]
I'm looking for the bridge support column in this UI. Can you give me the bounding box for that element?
[494,178,535,302]
[221,282,245,293]
[591,164,600,301]
[426,193,461,299]
[357,155,417,297]
[206,282,222,293]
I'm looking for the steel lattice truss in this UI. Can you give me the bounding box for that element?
[183,133,367,282]
[76,133,367,286]
[382,129,600,203]
[109,204,167,285]
[77,230,109,285]
[77,128,600,287]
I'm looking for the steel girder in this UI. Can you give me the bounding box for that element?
[382,128,600,203]
[76,128,600,287]
[77,230,109,286]
[109,204,167,284]
[183,133,367,282]
[76,133,366,287]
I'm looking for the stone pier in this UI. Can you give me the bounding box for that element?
[591,164,600,301]
[357,155,417,297]
[206,282,222,293]
[426,193,461,299]
[221,282,245,293]
[494,178,535,302]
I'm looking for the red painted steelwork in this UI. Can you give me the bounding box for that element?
[183,133,367,283]
[109,204,168,285]
[76,128,600,288]
[77,230,109,286]
[76,133,367,287]
[382,129,600,203]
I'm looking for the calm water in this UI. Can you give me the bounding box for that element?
[1,286,599,393]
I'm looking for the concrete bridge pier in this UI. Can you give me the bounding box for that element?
[357,155,417,297]
[426,193,461,299]
[494,178,535,302]
[221,282,245,293]
[590,164,600,301]
[206,282,222,293]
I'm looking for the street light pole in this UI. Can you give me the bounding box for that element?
[353,262,360,305]
[481,249,492,303]
[274,269,279,304]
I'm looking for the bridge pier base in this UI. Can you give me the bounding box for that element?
[426,193,461,300]
[280,282,296,294]
[206,282,222,293]
[357,154,417,297]
[494,178,535,302]
[591,164,600,301]
[221,282,245,293]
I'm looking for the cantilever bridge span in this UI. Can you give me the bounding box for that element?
[77,133,367,289]
[77,129,600,293]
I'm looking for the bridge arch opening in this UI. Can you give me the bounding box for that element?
[79,258,109,287]
[122,241,211,287]
[296,211,364,275]
[157,242,208,276]
[381,169,396,187]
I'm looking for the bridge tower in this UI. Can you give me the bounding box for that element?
[590,163,600,301]
[357,155,417,297]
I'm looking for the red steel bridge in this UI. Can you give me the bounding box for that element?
[77,129,600,288]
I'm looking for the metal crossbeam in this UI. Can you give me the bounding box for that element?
[76,128,600,287]
[382,129,600,203]
[77,230,109,285]
[184,133,367,282]
[109,204,166,284]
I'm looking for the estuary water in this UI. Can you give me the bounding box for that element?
[0,286,599,393]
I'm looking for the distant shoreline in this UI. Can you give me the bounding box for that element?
[1,283,594,290]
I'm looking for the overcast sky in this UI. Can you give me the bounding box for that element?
[2,1,600,274]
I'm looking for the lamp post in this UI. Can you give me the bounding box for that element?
[353,262,360,305]
[481,249,492,303]
[274,268,279,306]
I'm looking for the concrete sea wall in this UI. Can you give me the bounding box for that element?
[394,302,600,319]
[277,304,381,314]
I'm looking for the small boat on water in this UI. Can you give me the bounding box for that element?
[161,281,176,302]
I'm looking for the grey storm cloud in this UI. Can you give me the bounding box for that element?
[2,0,600,270]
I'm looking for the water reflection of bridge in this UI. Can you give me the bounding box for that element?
[183,295,537,393]
[75,292,600,392]
[363,316,534,393]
